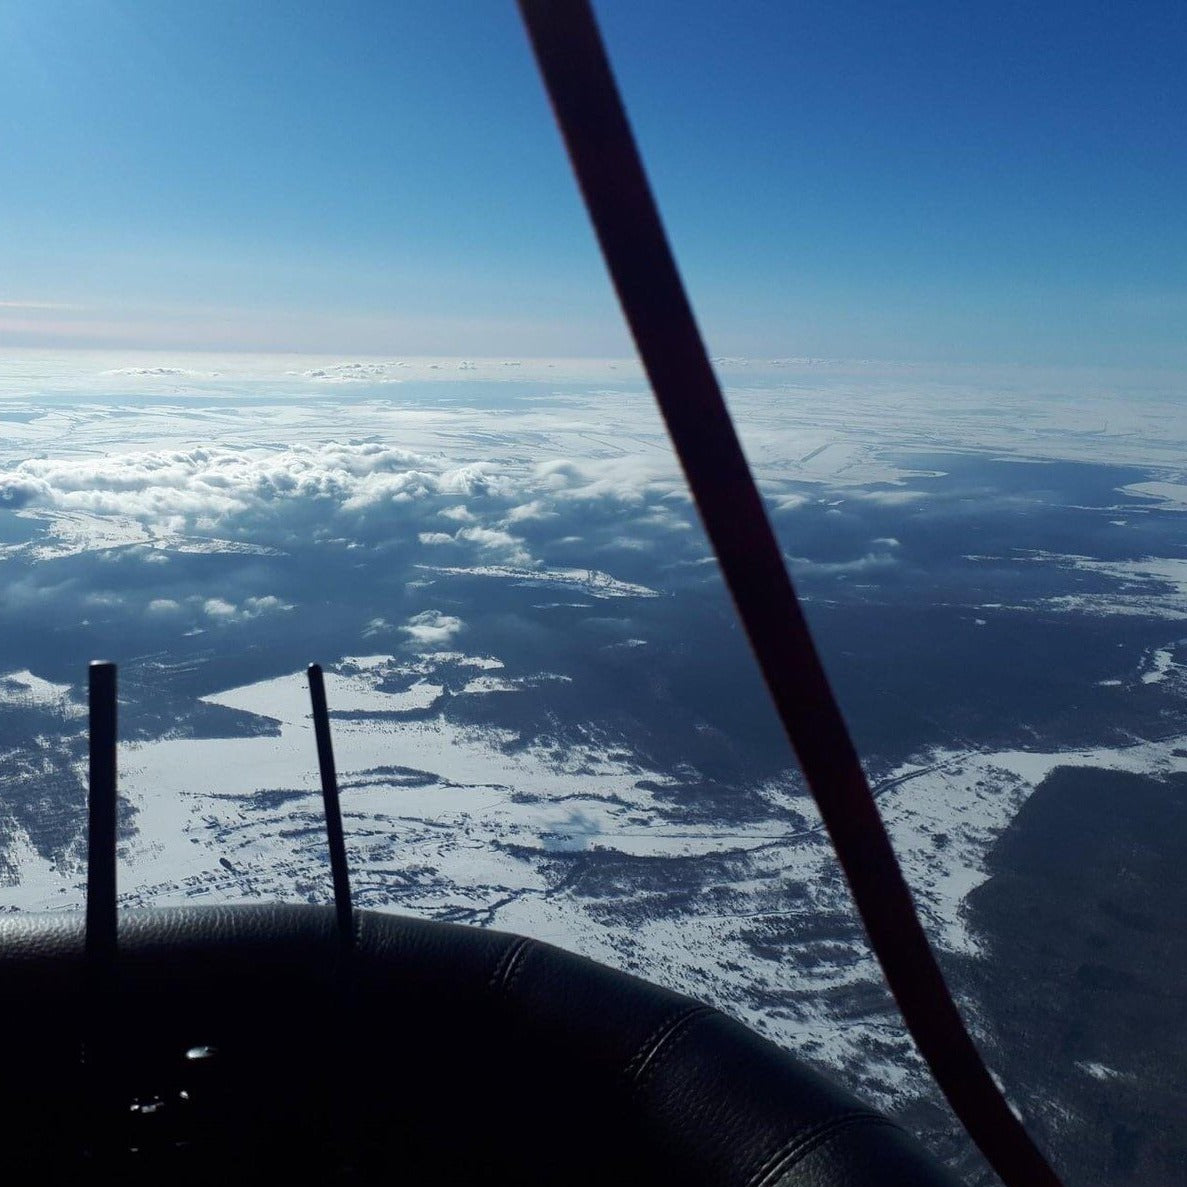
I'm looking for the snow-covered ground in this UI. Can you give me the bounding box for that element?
[3,350,1187,1113]
[4,644,1185,1105]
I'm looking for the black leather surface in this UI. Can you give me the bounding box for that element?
[0,904,962,1185]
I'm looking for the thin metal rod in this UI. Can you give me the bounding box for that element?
[86,660,118,979]
[307,663,353,944]
[516,4,1062,1185]
[84,660,120,1162]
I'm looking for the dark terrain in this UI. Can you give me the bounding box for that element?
[958,767,1187,1185]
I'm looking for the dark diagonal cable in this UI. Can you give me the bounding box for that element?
[516,4,1062,1184]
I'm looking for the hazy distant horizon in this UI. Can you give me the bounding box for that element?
[3,345,1186,384]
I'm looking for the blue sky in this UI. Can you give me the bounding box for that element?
[2,1,1185,364]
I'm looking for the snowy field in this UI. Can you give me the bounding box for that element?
[2,650,1186,1102]
[2,349,1187,1116]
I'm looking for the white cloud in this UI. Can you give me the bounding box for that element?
[849,489,926,506]
[1,442,443,528]
[0,392,700,586]
[534,457,675,504]
[773,493,811,513]
[243,595,293,616]
[0,474,51,508]
[788,539,902,577]
[301,362,402,383]
[201,594,293,623]
[102,366,198,377]
[455,525,532,566]
[400,610,465,646]
[420,525,533,566]
[504,499,554,523]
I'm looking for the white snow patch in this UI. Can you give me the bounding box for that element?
[1140,646,1177,685]
[1121,480,1187,510]
[461,676,520,694]
[420,564,659,599]
[1076,1061,1125,1082]
[0,670,84,717]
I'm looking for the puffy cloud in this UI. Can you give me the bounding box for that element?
[504,500,554,523]
[201,594,293,623]
[455,525,531,566]
[101,366,203,377]
[0,439,687,561]
[300,362,401,383]
[418,526,531,566]
[534,457,676,504]
[773,493,811,513]
[1,442,442,528]
[788,538,901,577]
[400,610,464,646]
[437,464,515,499]
[243,595,292,616]
[849,489,926,506]
[195,593,293,621]
[0,474,51,509]
[0,430,706,592]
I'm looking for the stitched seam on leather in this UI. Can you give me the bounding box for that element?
[489,935,532,993]
[487,937,520,990]
[503,941,534,994]
[748,1112,900,1187]
[622,1005,709,1081]
[624,1004,714,1087]
[748,1113,882,1187]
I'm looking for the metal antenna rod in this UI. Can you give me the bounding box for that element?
[84,660,120,1163]
[86,660,118,983]
[307,664,353,944]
